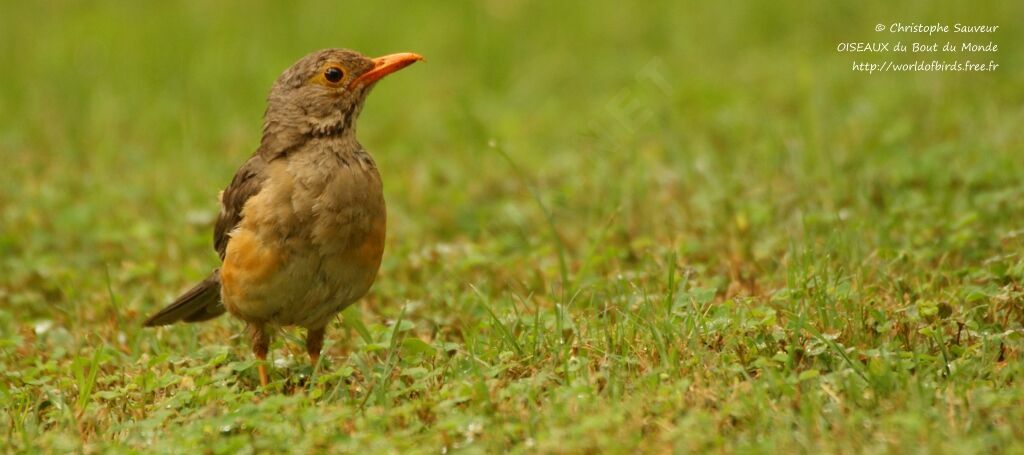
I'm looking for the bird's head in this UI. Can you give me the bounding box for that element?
[260,48,423,152]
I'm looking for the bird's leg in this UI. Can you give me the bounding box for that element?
[252,324,271,387]
[307,327,325,368]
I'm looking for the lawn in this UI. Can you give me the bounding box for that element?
[2,0,1023,453]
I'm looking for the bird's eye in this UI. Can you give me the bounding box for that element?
[324,66,345,83]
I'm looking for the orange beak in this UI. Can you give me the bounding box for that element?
[348,52,424,90]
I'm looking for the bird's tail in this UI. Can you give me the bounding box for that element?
[143,269,225,326]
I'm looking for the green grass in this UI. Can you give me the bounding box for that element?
[2,0,1023,452]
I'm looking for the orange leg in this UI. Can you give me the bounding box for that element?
[252,324,270,387]
[307,327,325,368]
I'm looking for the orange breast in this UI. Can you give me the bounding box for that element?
[355,215,386,267]
[220,229,286,306]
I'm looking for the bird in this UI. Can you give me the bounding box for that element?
[143,48,423,386]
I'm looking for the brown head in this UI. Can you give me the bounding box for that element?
[259,48,423,154]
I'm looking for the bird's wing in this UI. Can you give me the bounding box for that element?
[214,154,269,259]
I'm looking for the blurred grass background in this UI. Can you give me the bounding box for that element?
[1,0,1023,452]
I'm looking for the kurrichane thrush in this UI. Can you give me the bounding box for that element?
[143,49,423,386]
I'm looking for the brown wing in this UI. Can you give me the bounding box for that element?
[214,154,269,259]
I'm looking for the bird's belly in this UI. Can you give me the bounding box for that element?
[222,217,385,328]
[220,158,385,329]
